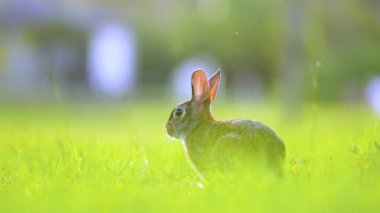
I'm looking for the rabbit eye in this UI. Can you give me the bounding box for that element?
[173,108,184,118]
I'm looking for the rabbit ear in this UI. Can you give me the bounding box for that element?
[208,69,221,102]
[191,69,210,103]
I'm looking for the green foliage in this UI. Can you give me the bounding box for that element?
[133,0,380,100]
[0,102,379,212]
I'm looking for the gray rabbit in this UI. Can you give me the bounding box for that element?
[166,69,285,179]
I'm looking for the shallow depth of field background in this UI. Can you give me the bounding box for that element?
[0,0,380,212]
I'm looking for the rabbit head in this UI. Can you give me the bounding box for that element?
[166,69,221,139]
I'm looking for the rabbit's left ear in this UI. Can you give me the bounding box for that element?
[191,69,210,103]
[208,69,221,102]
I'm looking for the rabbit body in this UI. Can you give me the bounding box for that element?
[184,119,285,171]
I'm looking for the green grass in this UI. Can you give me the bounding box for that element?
[0,101,379,212]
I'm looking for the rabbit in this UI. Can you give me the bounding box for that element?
[166,69,285,179]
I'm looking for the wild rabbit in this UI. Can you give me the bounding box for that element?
[166,69,285,179]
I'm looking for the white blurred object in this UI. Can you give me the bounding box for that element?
[365,76,380,116]
[170,54,223,100]
[88,22,136,98]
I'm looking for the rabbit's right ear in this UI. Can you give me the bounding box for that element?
[208,69,221,102]
[191,69,210,103]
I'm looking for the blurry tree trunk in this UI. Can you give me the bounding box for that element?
[281,0,306,115]
[370,0,380,24]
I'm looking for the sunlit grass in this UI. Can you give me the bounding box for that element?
[0,102,379,212]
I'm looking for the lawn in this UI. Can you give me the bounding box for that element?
[0,101,379,212]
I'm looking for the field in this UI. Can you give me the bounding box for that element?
[0,101,379,212]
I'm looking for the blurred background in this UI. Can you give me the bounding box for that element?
[0,0,380,113]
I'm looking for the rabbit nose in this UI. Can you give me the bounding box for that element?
[166,123,175,136]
